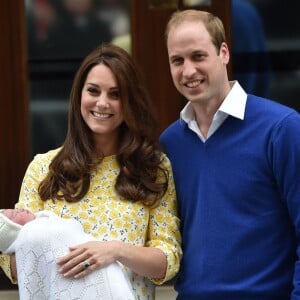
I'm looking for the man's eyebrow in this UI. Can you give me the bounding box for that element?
[169,54,181,60]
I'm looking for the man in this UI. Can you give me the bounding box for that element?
[160,9,300,299]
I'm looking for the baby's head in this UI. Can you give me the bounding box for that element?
[2,208,35,225]
[0,208,36,253]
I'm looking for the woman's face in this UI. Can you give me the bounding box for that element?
[80,64,124,154]
[3,208,35,225]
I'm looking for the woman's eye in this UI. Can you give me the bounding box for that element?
[87,87,98,94]
[110,90,120,99]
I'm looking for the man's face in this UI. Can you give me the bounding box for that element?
[167,20,229,106]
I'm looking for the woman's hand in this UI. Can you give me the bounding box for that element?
[56,240,119,279]
[57,240,167,280]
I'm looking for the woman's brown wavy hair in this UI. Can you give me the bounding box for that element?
[38,43,168,207]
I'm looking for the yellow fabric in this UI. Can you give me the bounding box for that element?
[0,148,182,299]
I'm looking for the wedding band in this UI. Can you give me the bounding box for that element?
[82,262,91,270]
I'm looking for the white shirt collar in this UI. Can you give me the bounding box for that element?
[218,81,247,120]
[180,81,247,141]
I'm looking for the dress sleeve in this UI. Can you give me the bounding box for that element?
[0,153,48,282]
[146,154,182,285]
[0,254,16,284]
[16,152,53,212]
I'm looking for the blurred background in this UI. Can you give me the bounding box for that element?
[24,0,300,157]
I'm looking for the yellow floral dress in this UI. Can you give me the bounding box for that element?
[0,148,182,300]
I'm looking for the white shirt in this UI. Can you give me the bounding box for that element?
[180,81,247,142]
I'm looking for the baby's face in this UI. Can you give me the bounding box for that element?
[3,208,35,225]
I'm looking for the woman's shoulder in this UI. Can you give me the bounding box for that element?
[27,147,62,174]
[159,151,170,163]
[32,147,62,163]
[159,151,173,170]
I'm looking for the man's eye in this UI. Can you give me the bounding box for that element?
[194,53,204,61]
[171,58,182,65]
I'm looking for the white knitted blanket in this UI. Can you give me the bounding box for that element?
[10,211,134,300]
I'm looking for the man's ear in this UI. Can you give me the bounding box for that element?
[220,42,230,65]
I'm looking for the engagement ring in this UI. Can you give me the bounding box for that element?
[82,261,91,270]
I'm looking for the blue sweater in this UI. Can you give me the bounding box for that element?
[160,95,300,300]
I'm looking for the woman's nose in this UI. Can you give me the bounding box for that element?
[96,96,109,108]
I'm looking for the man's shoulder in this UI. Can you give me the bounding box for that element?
[160,119,194,157]
[160,119,184,138]
[247,94,298,116]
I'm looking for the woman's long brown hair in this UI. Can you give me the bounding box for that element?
[38,43,168,207]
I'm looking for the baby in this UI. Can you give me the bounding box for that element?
[0,208,134,300]
[0,208,35,254]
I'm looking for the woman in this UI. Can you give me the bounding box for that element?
[0,44,181,299]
